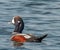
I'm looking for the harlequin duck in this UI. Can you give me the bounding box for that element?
[10,16,48,46]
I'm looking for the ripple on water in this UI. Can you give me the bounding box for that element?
[0,0,60,50]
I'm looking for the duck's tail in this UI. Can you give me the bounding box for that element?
[35,34,48,42]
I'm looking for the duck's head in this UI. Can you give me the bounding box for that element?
[12,16,22,25]
[12,16,24,33]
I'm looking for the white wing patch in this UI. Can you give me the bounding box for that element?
[16,34,31,39]
[24,35,31,39]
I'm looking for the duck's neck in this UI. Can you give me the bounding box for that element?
[14,21,24,33]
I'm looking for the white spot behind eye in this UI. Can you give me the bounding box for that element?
[12,18,15,24]
[18,21,21,23]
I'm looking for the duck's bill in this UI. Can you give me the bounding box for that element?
[8,22,12,24]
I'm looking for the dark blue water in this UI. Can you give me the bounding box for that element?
[0,0,60,50]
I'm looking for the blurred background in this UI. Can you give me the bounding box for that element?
[0,0,60,50]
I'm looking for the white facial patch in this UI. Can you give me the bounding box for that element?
[12,18,15,24]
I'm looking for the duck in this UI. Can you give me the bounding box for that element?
[10,16,48,46]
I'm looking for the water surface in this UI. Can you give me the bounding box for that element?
[0,0,60,50]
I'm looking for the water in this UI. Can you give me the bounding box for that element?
[0,0,60,50]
